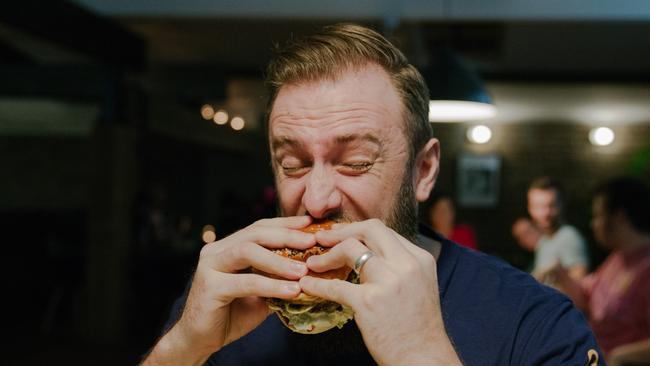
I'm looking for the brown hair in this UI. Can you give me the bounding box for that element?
[528,176,566,208]
[264,23,432,166]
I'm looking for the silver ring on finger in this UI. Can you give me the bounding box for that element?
[353,250,375,275]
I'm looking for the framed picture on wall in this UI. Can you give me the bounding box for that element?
[457,154,501,208]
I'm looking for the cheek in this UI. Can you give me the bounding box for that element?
[276,179,305,215]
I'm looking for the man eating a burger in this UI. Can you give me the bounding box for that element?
[142,24,603,365]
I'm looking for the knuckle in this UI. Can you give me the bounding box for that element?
[361,288,381,310]
[199,241,221,260]
[383,272,402,292]
[253,218,272,227]
[235,241,257,259]
[422,252,436,269]
[401,262,418,277]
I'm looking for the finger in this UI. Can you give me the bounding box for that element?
[212,241,308,279]
[221,273,302,300]
[252,216,312,229]
[316,219,407,260]
[306,238,383,281]
[298,276,358,308]
[239,225,316,250]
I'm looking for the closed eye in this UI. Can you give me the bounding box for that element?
[281,164,310,177]
[339,162,373,175]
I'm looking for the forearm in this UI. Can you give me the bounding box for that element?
[140,325,213,366]
[558,276,587,310]
[388,331,462,366]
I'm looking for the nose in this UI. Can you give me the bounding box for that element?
[302,163,342,219]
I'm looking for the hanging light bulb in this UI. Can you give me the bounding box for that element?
[467,125,492,144]
[589,127,614,146]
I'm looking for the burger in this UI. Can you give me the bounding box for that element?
[258,220,358,334]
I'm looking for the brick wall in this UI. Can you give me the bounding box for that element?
[426,121,650,269]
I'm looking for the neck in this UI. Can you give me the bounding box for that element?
[542,224,560,236]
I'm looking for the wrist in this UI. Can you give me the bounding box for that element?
[413,326,462,365]
[142,325,214,366]
[384,330,461,366]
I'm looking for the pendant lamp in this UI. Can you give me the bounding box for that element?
[424,48,496,122]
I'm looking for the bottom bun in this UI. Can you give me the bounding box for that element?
[267,270,359,334]
[268,298,355,334]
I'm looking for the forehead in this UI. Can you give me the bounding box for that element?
[528,188,558,202]
[268,64,403,139]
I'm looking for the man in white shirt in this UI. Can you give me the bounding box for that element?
[524,177,589,280]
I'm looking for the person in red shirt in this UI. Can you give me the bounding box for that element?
[428,192,478,250]
[537,177,650,365]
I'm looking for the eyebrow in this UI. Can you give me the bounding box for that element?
[334,133,381,147]
[270,136,304,151]
[270,132,381,152]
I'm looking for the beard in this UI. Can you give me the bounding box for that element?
[385,165,419,242]
[276,165,419,357]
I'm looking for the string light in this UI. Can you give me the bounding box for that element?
[231,116,245,131]
[201,104,215,120]
[201,225,216,244]
[213,109,229,125]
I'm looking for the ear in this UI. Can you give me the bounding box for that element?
[414,138,440,202]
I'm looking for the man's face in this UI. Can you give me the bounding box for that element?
[269,64,413,234]
[527,188,561,233]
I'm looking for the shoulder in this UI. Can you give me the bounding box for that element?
[557,225,585,242]
[440,243,602,364]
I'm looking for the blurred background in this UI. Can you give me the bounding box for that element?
[1,0,649,364]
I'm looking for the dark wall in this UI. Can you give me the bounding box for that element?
[0,136,91,209]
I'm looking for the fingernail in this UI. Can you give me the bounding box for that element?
[303,233,315,241]
[291,261,307,273]
[285,282,300,293]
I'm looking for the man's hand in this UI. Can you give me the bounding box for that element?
[299,219,462,365]
[142,216,315,365]
[534,261,586,310]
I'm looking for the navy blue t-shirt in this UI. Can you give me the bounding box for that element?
[164,228,603,365]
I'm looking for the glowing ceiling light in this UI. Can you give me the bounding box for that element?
[467,125,492,144]
[589,127,615,146]
[429,101,497,123]
[231,116,245,131]
[201,224,216,244]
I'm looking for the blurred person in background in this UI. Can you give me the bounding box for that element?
[516,177,589,280]
[537,177,650,365]
[511,217,542,253]
[511,218,542,272]
[428,192,478,250]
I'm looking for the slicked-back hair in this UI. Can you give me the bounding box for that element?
[265,23,432,167]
